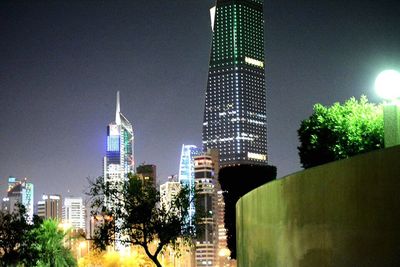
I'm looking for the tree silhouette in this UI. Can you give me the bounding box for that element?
[88,173,194,267]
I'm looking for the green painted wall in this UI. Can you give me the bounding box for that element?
[236,146,400,267]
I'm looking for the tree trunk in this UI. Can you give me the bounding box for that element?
[143,245,163,267]
[150,255,163,267]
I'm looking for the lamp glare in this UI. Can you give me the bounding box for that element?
[375,70,400,100]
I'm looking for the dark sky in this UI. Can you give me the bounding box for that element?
[1,0,400,202]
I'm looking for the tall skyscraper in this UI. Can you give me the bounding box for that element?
[103,91,134,184]
[103,91,134,251]
[62,197,86,231]
[202,0,268,166]
[2,177,34,221]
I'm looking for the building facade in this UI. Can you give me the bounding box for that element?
[160,178,181,212]
[103,91,134,184]
[136,164,157,188]
[202,0,268,166]
[2,177,34,221]
[178,145,202,227]
[62,197,86,231]
[37,194,62,220]
[194,153,216,267]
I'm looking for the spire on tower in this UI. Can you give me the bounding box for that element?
[116,91,121,125]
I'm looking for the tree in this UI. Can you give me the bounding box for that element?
[30,219,76,267]
[218,164,276,259]
[0,203,30,266]
[88,174,193,267]
[298,96,384,169]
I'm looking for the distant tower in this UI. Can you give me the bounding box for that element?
[136,164,157,188]
[202,0,268,166]
[178,145,202,226]
[62,197,86,231]
[103,91,134,184]
[37,194,62,220]
[159,180,181,212]
[2,177,34,222]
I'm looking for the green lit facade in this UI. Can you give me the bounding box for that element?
[202,0,268,166]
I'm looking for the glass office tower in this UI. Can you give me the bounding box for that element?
[202,0,268,166]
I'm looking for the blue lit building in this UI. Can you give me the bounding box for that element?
[103,91,134,184]
[178,144,202,226]
[2,177,34,222]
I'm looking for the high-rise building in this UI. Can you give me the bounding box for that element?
[103,91,134,251]
[194,152,216,267]
[2,177,34,222]
[159,177,181,212]
[178,144,202,226]
[136,164,157,188]
[37,194,62,220]
[202,0,268,167]
[103,91,134,184]
[62,197,86,231]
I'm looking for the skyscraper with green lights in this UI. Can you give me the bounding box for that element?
[202,0,268,166]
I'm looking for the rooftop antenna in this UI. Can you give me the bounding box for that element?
[116,91,121,125]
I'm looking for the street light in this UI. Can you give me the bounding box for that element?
[375,69,400,147]
[78,241,87,259]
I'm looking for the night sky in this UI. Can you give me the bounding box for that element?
[1,0,400,202]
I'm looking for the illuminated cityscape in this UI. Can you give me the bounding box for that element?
[1,0,399,266]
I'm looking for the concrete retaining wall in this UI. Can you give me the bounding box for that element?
[236,146,400,267]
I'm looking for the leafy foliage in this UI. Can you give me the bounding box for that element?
[219,164,277,259]
[0,203,31,266]
[298,96,384,169]
[0,204,75,267]
[31,219,77,267]
[88,173,194,267]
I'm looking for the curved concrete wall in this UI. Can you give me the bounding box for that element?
[236,146,400,267]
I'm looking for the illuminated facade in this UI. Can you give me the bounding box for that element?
[2,177,34,222]
[194,153,216,267]
[202,0,268,166]
[62,197,86,231]
[160,179,181,212]
[102,91,134,251]
[178,144,202,226]
[103,91,134,184]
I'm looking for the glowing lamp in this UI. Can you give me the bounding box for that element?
[375,69,400,147]
[375,70,400,100]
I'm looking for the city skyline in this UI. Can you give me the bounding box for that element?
[1,0,400,201]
